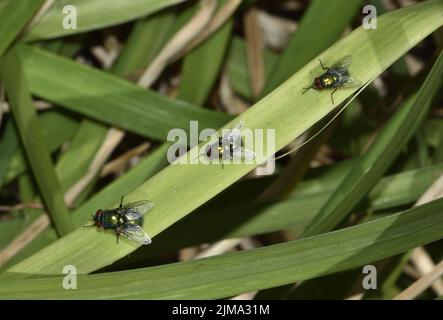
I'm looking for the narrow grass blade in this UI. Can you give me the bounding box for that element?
[178,8,233,105]
[0,0,46,57]
[3,111,79,185]
[18,45,233,140]
[1,198,443,298]
[24,0,187,41]
[55,119,108,191]
[0,47,72,236]
[0,119,19,187]
[302,49,443,237]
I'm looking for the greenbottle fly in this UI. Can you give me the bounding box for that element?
[302,55,361,104]
[87,196,153,245]
[196,121,255,168]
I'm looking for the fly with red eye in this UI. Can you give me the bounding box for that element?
[84,196,153,245]
[302,55,361,104]
[194,121,255,168]
[93,210,103,228]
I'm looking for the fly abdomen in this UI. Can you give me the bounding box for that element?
[124,216,143,226]
[229,140,234,158]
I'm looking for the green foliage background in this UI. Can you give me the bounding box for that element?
[0,0,442,299]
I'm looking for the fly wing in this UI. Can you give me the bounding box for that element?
[232,121,244,131]
[231,121,245,142]
[224,121,243,140]
[338,75,362,88]
[232,147,255,161]
[121,200,153,219]
[117,225,152,245]
[221,122,244,150]
[331,55,353,72]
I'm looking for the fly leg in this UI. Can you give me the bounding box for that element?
[116,231,120,244]
[302,86,313,94]
[319,59,330,71]
[119,196,124,208]
[330,88,337,104]
[84,215,97,228]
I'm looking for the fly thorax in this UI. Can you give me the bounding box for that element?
[219,145,225,157]
[206,138,223,160]
[321,74,335,87]
[102,211,119,229]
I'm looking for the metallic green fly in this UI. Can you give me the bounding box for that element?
[195,121,255,168]
[87,196,153,245]
[302,55,361,104]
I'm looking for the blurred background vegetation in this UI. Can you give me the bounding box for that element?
[0,0,443,299]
